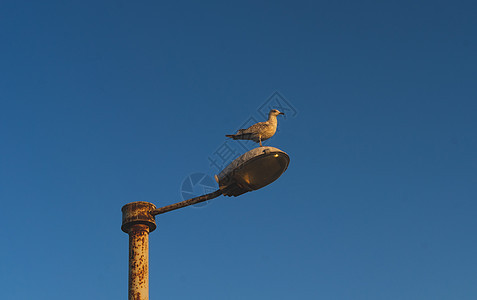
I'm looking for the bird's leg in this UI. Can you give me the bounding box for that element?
[259,135,262,147]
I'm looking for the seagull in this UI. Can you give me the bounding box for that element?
[226,109,285,146]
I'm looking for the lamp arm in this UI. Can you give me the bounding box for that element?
[150,188,226,216]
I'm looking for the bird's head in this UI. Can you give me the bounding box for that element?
[269,109,285,117]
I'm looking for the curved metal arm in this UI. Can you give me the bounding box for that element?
[150,189,225,216]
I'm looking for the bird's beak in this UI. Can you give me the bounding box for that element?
[279,112,285,115]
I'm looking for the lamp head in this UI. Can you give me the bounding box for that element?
[216,146,290,197]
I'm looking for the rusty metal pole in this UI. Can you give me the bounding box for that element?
[122,202,157,300]
[120,190,225,299]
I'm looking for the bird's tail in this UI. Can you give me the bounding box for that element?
[226,133,255,140]
[226,128,244,139]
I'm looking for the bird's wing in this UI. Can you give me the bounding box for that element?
[241,121,270,134]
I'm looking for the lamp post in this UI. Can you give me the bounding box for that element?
[121,146,290,300]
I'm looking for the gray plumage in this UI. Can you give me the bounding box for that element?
[226,109,284,146]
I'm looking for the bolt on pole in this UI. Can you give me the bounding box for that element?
[122,201,157,300]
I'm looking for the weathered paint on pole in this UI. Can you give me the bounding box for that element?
[128,224,150,300]
[122,202,157,300]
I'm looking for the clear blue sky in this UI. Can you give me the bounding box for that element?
[1,1,476,299]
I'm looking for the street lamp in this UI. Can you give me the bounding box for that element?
[121,146,290,300]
